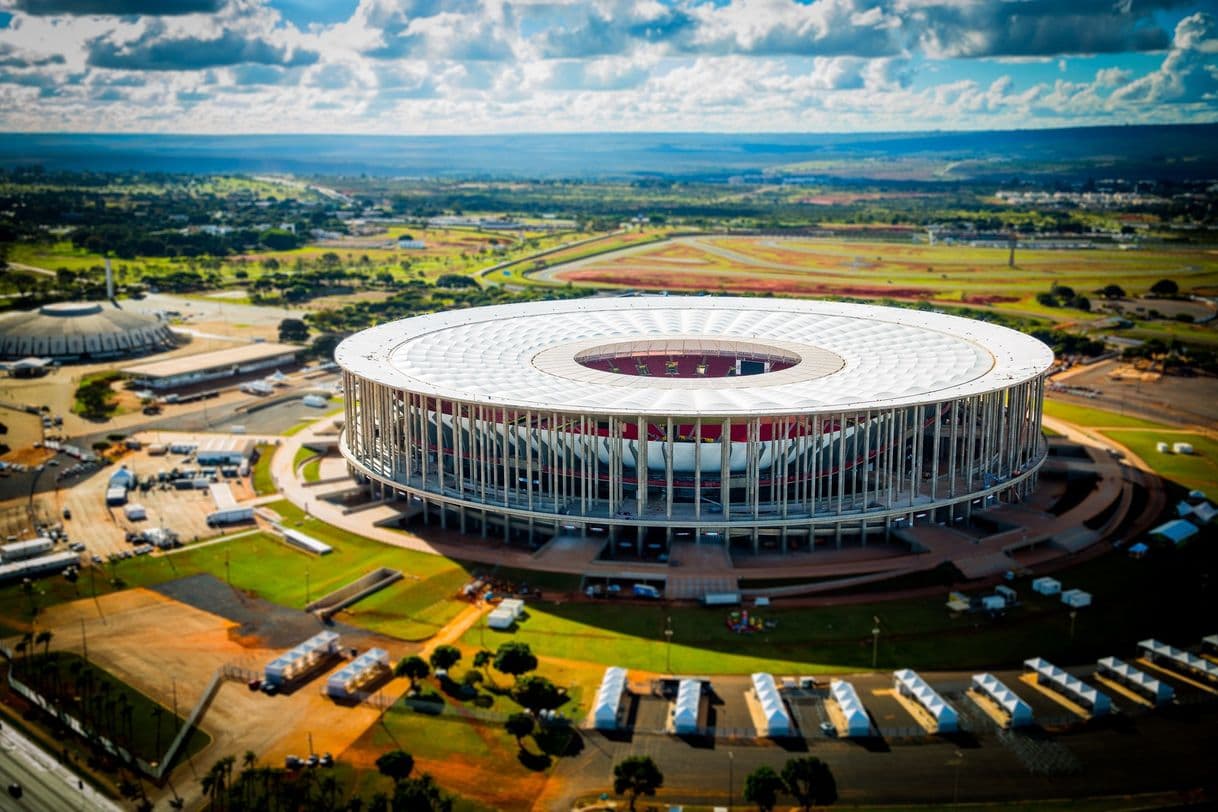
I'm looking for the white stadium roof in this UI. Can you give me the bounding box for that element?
[336,297,1054,417]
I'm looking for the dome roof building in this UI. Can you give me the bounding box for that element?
[0,301,177,362]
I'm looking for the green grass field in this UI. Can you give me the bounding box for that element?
[1103,429,1218,493]
[251,444,277,495]
[1042,398,1168,429]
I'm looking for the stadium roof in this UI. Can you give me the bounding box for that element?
[336,297,1054,417]
[0,301,175,361]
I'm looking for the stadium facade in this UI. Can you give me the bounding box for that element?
[336,297,1054,552]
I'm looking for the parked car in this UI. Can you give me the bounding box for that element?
[247,678,262,691]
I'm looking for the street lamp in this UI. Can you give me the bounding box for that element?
[727,751,734,811]
[664,616,674,673]
[872,617,881,669]
[953,749,964,803]
[1069,609,1078,641]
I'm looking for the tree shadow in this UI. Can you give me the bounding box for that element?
[517,748,552,771]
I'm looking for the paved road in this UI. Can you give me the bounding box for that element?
[0,721,121,812]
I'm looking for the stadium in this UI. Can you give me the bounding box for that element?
[336,297,1054,555]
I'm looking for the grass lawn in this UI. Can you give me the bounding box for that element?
[9,651,209,765]
[338,568,471,641]
[1042,398,1167,430]
[292,446,315,470]
[251,444,277,495]
[1102,429,1218,493]
[282,420,318,437]
[462,525,1217,674]
[302,457,322,483]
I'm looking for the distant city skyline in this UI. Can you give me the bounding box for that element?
[0,0,1214,134]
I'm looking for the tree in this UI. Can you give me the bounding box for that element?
[613,756,663,812]
[1100,284,1126,299]
[394,656,430,692]
[1150,278,1178,296]
[278,318,310,343]
[375,749,414,785]
[493,642,537,683]
[744,766,785,812]
[392,773,452,812]
[511,675,563,716]
[505,712,534,749]
[35,629,52,658]
[1069,294,1091,312]
[781,756,838,811]
[472,649,493,679]
[428,645,462,673]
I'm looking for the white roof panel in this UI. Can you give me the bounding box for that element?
[336,297,1053,418]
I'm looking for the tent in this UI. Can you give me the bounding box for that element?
[1024,657,1111,716]
[1031,577,1061,596]
[971,673,1033,728]
[1176,501,1195,517]
[830,680,871,737]
[325,648,389,698]
[750,673,791,737]
[592,667,628,730]
[487,607,515,630]
[123,503,146,521]
[1192,502,1216,524]
[265,630,341,687]
[1150,520,1198,546]
[108,467,135,489]
[1128,542,1149,558]
[498,598,525,619]
[894,669,958,733]
[1138,639,1218,683]
[671,679,701,735]
[1097,657,1173,706]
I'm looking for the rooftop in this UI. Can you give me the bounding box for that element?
[121,342,299,379]
[336,296,1054,417]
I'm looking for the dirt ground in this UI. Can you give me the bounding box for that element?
[16,583,418,810]
[1052,359,1218,428]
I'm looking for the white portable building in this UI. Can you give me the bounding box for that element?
[0,551,81,584]
[1149,520,1198,546]
[970,673,1033,728]
[265,630,341,686]
[123,503,147,521]
[105,487,128,506]
[207,482,254,525]
[671,679,701,735]
[1156,441,1170,453]
[0,538,54,563]
[592,666,628,730]
[1203,635,1218,655]
[894,669,958,733]
[830,679,870,737]
[1138,639,1218,683]
[325,648,390,698]
[1024,657,1111,716]
[1192,502,1216,524]
[278,527,332,555]
[1031,577,1061,596]
[995,585,1017,602]
[1061,589,1092,608]
[1097,656,1174,706]
[981,595,1006,611]
[1173,442,1194,455]
[487,607,515,630]
[303,394,329,408]
[750,672,791,737]
[498,598,525,619]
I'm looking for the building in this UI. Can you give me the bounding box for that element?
[336,297,1054,553]
[121,342,299,391]
[0,301,176,362]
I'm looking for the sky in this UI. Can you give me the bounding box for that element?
[0,0,1214,134]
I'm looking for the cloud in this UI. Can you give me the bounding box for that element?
[8,0,225,14]
[1109,11,1218,103]
[86,21,318,70]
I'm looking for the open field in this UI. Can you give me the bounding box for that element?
[1103,429,1218,493]
[541,235,1218,341]
[1042,399,1168,429]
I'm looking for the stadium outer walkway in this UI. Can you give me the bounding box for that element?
[267,413,1148,587]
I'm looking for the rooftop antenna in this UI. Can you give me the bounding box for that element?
[105,258,116,302]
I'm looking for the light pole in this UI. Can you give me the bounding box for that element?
[872,617,881,669]
[305,568,311,605]
[664,616,674,674]
[1069,609,1078,641]
[727,751,734,811]
[953,749,964,803]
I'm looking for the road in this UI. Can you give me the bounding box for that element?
[0,720,122,812]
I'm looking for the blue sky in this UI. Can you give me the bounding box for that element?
[0,0,1214,134]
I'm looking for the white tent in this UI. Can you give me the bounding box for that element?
[498,598,525,619]
[1150,520,1198,545]
[1203,634,1218,655]
[1024,657,1111,716]
[325,648,389,698]
[123,503,147,521]
[1138,639,1218,683]
[971,673,1033,728]
[592,667,628,730]
[894,669,958,733]
[830,679,871,737]
[750,673,791,737]
[1031,577,1061,596]
[487,607,515,630]
[1097,656,1174,706]
[672,679,701,735]
[265,630,341,686]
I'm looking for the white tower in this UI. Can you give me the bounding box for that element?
[105,258,115,300]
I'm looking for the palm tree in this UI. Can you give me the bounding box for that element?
[19,631,33,670]
[151,707,164,758]
[781,756,837,811]
[393,656,430,693]
[472,649,494,686]
[36,629,53,659]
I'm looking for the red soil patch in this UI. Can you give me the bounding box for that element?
[961,293,1020,305]
[561,268,933,299]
